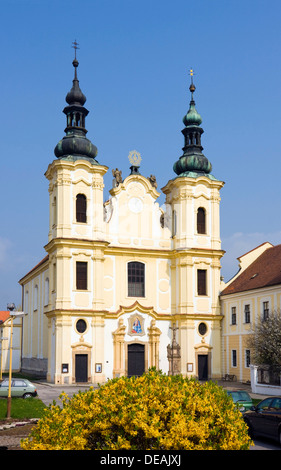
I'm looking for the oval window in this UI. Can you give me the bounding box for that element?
[76,319,87,334]
[198,322,207,336]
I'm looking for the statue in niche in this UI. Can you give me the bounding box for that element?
[112,168,123,187]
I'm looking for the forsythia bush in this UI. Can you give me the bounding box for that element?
[21,369,252,450]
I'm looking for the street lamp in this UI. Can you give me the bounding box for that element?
[6,303,25,419]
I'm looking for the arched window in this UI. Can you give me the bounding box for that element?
[44,278,49,306]
[34,284,38,310]
[76,194,87,223]
[197,207,206,234]
[128,262,145,297]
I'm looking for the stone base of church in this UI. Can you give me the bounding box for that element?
[21,357,48,379]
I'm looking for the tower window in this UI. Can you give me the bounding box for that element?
[76,262,87,290]
[76,194,87,223]
[128,262,145,297]
[197,207,206,234]
[197,269,207,296]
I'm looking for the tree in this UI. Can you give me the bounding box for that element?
[247,309,281,368]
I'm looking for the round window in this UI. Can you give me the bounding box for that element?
[76,319,87,334]
[198,322,207,336]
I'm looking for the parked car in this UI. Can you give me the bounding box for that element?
[0,378,37,398]
[243,396,281,445]
[226,389,253,413]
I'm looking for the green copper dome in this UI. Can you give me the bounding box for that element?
[183,102,202,127]
[173,74,214,178]
[54,50,99,164]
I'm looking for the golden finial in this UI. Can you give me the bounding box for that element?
[189,68,196,97]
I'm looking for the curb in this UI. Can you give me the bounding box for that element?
[0,418,39,432]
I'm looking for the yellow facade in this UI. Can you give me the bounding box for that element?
[220,243,281,382]
[0,316,23,374]
[19,156,225,384]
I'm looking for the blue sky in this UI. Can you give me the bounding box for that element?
[1,0,281,309]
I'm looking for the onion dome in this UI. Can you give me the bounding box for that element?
[54,45,99,164]
[65,58,87,106]
[173,71,213,178]
[182,82,202,127]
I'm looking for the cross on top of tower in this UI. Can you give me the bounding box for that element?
[189,68,196,96]
[72,40,80,60]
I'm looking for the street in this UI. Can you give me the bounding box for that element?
[35,381,93,407]
[35,382,281,451]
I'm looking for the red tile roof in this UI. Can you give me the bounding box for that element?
[221,244,281,296]
[0,311,10,323]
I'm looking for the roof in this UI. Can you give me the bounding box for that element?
[0,311,10,323]
[221,244,281,296]
[19,255,49,283]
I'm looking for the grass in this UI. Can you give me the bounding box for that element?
[0,397,47,421]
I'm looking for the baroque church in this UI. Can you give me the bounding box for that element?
[19,54,225,384]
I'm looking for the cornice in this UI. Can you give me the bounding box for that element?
[109,173,160,200]
[44,238,110,253]
[162,175,224,194]
[45,158,108,180]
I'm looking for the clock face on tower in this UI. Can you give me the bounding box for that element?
[128,197,143,213]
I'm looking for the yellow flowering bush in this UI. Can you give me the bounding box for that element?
[21,369,252,450]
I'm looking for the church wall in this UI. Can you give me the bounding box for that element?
[21,262,49,377]
[103,251,171,313]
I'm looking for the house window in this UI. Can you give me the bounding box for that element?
[231,306,237,325]
[197,269,207,296]
[244,304,250,324]
[263,301,269,321]
[128,262,145,297]
[76,262,87,290]
[76,194,87,223]
[245,349,251,368]
[232,350,237,367]
[197,207,206,234]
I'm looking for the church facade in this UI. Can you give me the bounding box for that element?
[19,60,225,385]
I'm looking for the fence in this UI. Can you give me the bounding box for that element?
[250,365,281,396]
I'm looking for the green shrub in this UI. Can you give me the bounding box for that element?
[21,369,252,450]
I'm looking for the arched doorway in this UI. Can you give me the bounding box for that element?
[127,343,145,377]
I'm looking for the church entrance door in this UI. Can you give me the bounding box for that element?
[75,354,88,382]
[198,354,208,380]
[128,343,145,377]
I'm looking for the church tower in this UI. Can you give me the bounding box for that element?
[44,47,108,383]
[162,71,224,380]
